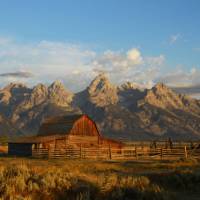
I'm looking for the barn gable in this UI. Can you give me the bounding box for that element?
[38,114,100,137]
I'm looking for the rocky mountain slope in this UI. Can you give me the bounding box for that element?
[1,74,200,140]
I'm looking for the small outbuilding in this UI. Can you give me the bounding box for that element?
[8,114,122,157]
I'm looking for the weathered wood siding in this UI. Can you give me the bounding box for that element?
[67,135,99,147]
[70,115,100,136]
[99,138,122,148]
[55,138,66,149]
[42,136,100,149]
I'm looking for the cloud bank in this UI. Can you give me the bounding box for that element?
[0,36,198,91]
[157,68,200,87]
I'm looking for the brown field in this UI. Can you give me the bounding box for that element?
[0,157,199,200]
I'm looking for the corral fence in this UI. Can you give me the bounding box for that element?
[32,144,200,160]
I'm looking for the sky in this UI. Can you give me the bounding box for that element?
[0,0,200,91]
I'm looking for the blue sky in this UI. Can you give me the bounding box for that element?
[0,0,200,90]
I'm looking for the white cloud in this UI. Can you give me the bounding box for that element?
[0,36,198,91]
[127,48,143,64]
[91,48,143,73]
[0,36,12,46]
[157,67,200,87]
[0,38,167,90]
[169,33,181,45]
[0,38,96,90]
[91,49,165,88]
[145,55,165,66]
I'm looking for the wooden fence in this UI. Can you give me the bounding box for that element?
[32,145,200,160]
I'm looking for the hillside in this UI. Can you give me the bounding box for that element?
[0,74,200,140]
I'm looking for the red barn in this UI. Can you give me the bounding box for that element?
[8,114,122,157]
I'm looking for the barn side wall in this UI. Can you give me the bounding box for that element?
[39,136,121,150]
[99,138,123,148]
[67,135,99,147]
[8,143,33,156]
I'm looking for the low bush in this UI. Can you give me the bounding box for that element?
[0,158,198,199]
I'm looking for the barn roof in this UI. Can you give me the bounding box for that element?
[8,114,104,144]
[8,134,66,144]
[8,136,40,144]
[37,114,87,136]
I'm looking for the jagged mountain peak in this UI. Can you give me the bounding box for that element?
[86,74,118,106]
[33,83,47,91]
[48,80,73,107]
[2,82,28,91]
[147,82,177,99]
[49,80,65,90]
[48,80,72,95]
[143,82,191,110]
[88,73,113,93]
[0,82,30,105]
[28,83,48,106]
[92,73,109,82]
[153,82,172,92]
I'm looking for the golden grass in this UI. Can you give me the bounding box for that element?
[0,146,7,153]
[0,157,199,200]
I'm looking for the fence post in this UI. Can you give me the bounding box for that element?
[109,144,112,160]
[121,148,124,159]
[184,146,188,159]
[160,148,163,160]
[97,145,99,160]
[80,144,82,159]
[135,147,138,160]
[48,148,51,159]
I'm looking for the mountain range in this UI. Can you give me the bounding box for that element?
[0,74,200,140]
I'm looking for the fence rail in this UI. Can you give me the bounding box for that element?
[32,145,200,160]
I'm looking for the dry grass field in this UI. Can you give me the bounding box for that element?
[0,146,7,154]
[0,157,199,200]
